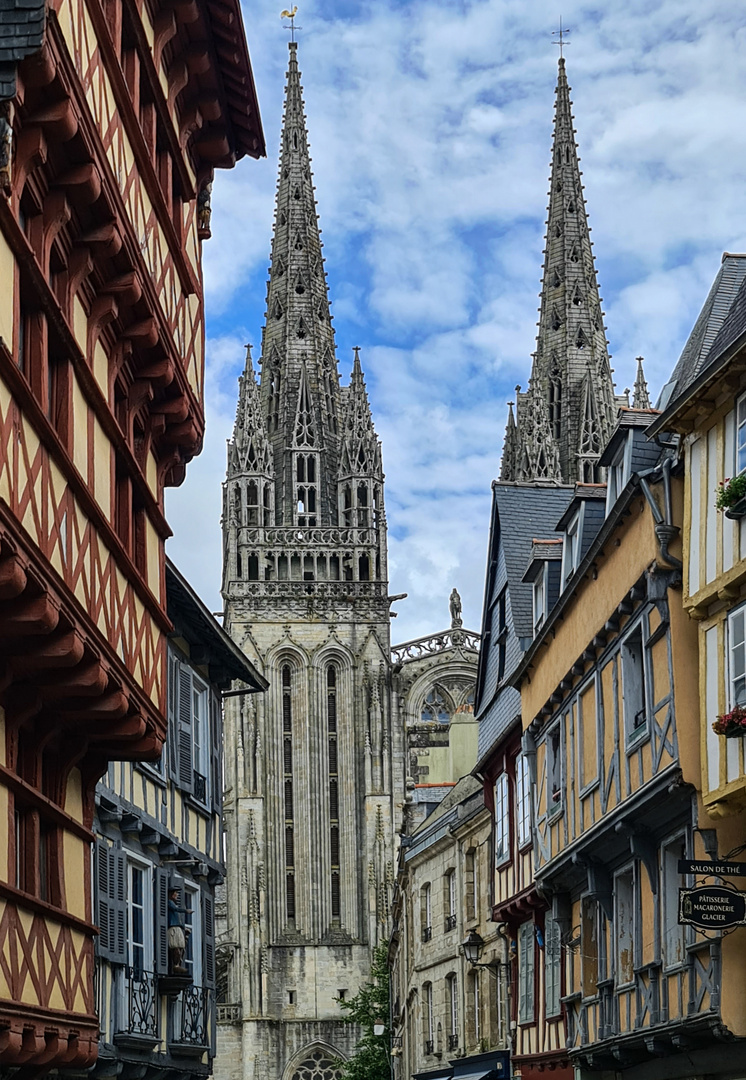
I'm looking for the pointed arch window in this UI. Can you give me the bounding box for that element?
[572,285,583,307]
[274,257,285,278]
[273,300,283,320]
[575,328,587,349]
[246,480,259,526]
[554,224,562,238]
[279,211,286,225]
[293,131,298,150]
[327,666,340,921]
[551,270,561,288]
[282,665,295,923]
[551,307,562,332]
[356,482,369,527]
[295,454,318,527]
[341,484,352,528]
[565,146,571,164]
[296,317,307,340]
[567,199,576,214]
[293,185,301,200]
[295,275,305,295]
[420,687,451,724]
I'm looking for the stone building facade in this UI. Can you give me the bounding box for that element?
[214,42,480,1080]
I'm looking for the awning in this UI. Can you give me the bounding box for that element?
[451,1049,511,1079]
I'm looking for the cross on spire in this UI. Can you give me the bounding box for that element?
[552,16,571,58]
[280,6,301,42]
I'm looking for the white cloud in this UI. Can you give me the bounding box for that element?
[168,0,746,641]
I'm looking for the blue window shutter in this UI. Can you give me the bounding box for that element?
[154,868,169,975]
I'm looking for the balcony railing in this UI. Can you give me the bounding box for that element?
[447,1034,459,1050]
[115,969,158,1041]
[193,770,207,803]
[172,984,211,1047]
[422,926,432,942]
[216,1002,241,1024]
[445,914,457,931]
[424,1040,434,1055]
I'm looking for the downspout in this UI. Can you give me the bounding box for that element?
[637,457,682,570]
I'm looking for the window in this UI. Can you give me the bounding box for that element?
[493,773,509,866]
[561,512,581,586]
[662,838,686,967]
[728,605,746,708]
[184,884,202,985]
[471,970,481,1044]
[621,625,648,740]
[128,860,153,976]
[192,674,209,801]
[547,725,562,812]
[533,565,547,635]
[327,666,340,921]
[615,868,635,985]
[737,392,746,475]
[581,897,599,996]
[423,981,434,1052]
[446,973,459,1048]
[420,884,432,941]
[420,687,451,724]
[283,666,295,923]
[606,435,631,512]
[545,917,562,1017]
[295,453,318,526]
[517,921,534,1022]
[444,870,457,931]
[515,753,531,847]
[465,849,476,923]
[168,649,216,801]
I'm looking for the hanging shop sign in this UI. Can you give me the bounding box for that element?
[678,886,746,929]
[678,859,746,877]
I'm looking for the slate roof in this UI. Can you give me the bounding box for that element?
[492,484,575,640]
[659,253,746,407]
[0,0,45,99]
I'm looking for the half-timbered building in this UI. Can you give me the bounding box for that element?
[511,389,746,1078]
[473,483,573,1080]
[0,0,263,1068]
[92,559,265,1080]
[647,252,746,1059]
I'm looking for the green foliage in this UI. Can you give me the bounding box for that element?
[716,473,746,510]
[336,945,391,1080]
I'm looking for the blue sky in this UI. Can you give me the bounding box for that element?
[166,0,746,642]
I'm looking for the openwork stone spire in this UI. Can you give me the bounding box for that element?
[502,58,617,483]
[259,40,342,523]
[633,356,652,409]
[514,364,562,483]
[228,345,273,479]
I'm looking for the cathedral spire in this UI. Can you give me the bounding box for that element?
[503,57,617,484]
[259,40,341,523]
[228,344,273,479]
[633,356,652,409]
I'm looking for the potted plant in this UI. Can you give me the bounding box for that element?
[716,475,746,518]
[713,706,746,738]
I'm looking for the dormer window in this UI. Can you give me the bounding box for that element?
[561,511,581,587]
[533,564,548,635]
[605,433,632,514]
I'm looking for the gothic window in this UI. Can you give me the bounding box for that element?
[248,555,259,580]
[295,454,318,526]
[274,257,285,277]
[549,361,562,440]
[555,180,563,192]
[282,666,295,923]
[263,485,272,526]
[291,1051,341,1080]
[358,555,369,580]
[273,300,283,320]
[279,211,286,225]
[551,270,561,288]
[295,275,305,295]
[293,131,298,150]
[317,303,326,322]
[420,687,451,724]
[327,666,340,920]
[572,285,583,306]
[567,199,576,213]
[294,185,301,200]
[324,370,337,433]
[269,369,281,432]
[246,481,259,526]
[341,484,352,527]
[575,327,587,349]
[294,376,316,446]
[297,317,307,340]
[554,224,562,238]
[551,307,562,331]
[565,146,571,163]
[356,483,369,527]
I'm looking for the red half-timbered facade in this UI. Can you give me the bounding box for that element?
[0,0,263,1067]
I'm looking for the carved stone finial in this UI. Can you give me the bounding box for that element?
[449,587,462,629]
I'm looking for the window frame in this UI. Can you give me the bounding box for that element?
[737,391,746,476]
[620,620,650,746]
[544,916,562,1018]
[728,603,746,710]
[515,752,532,849]
[614,865,636,987]
[532,563,548,635]
[517,921,535,1024]
[546,722,563,818]
[561,506,584,588]
[493,772,510,867]
[127,856,153,976]
[661,835,688,970]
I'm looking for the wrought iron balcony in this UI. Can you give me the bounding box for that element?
[445,914,457,932]
[422,925,432,942]
[113,969,158,1047]
[447,1033,459,1050]
[171,985,212,1054]
[424,1040,434,1055]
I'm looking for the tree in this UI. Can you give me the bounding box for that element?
[337,945,391,1080]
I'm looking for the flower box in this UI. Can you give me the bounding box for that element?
[712,706,746,739]
[717,475,746,513]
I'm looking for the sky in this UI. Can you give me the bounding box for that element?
[166,0,746,643]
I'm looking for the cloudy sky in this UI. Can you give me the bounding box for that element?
[166,0,746,643]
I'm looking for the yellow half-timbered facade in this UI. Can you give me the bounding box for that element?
[0,0,263,1068]
[512,399,746,1080]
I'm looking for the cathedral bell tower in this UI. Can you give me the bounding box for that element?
[501,58,625,484]
[215,41,398,1080]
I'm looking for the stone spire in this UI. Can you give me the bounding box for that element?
[502,57,617,484]
[499,400,518,482]
[228,344,273,479]
[632,355,652,409]
[514,363,562,483]
[259,40,342,524]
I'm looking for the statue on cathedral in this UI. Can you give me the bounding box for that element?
[449,588,463,628]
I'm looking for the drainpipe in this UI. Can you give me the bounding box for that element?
[637,458,682,571]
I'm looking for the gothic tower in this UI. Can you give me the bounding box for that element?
[215,42,399,1080]
[501,58,622,484]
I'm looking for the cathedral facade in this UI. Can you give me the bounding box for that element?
[214,42,478,1080]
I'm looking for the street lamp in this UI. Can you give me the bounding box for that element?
[373,1018,386,1036]
[462,929,486,966]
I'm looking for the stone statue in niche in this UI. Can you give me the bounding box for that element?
[449,587,462,628]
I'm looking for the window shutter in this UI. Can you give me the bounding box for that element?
[211,691,223,815]
[154,868,169,975]
[178,663,194,793]
[111,848,128,964]
[202,889,215,987]
[167,650,179,781]
[94,840,112,961]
